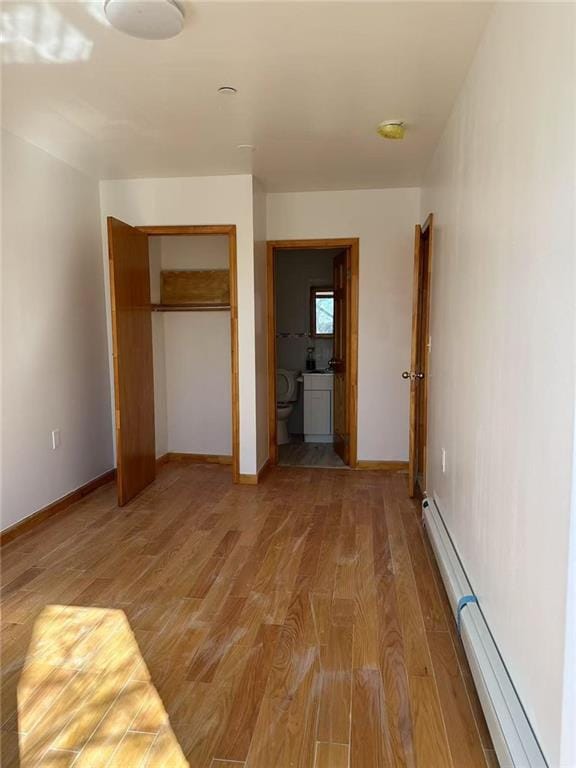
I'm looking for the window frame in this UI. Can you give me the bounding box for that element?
[310,286,335,338]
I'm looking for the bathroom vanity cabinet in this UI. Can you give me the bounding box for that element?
[302,372,334,443]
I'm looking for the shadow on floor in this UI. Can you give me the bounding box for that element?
[278,439,347,468]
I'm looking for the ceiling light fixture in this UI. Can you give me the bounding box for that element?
[237,144,255,151]
[377,121,406,140]
[104,0,184,40]
[218,86,237,95]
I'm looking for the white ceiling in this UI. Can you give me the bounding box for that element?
[1,1,492,191]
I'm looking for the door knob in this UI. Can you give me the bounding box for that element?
[402,371,424,381]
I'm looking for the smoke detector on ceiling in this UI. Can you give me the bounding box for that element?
[377,121,406,140]
[104,0,184,40]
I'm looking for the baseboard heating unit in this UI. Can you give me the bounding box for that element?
[422,496,548,768]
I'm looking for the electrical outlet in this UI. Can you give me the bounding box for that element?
[441,448,446,474]
[51,429,61,450]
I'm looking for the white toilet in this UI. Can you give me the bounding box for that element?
[276,368,300,445]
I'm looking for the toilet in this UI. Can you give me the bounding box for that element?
[276,368,300,445]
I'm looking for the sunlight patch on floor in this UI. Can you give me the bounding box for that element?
[14,605,187,767]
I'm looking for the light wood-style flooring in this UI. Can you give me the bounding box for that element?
[1,464,497,767]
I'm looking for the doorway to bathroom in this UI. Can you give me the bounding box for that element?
[266,238,359,469]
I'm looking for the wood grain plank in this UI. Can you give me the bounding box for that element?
[385,503,432,676]
[214,529,241,558]
[215,624,281,761]
[427,630,487,768]
[211,761,245,768]
[350,668,392,768]
[376,574,417,768]
[352,524,380,670]
[186,595,247,682]
[40,749,78,767]
[188,556,225,598]
[315,741,349,768]
[401,506,447,632]
[109,730,156,767]
[408,674,453,768]
[317,624,353,744]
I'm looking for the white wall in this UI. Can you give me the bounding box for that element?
[267,188,420,462]
[2,131,113,530]
[164,313,232,455]
[99,175,259,475]
[253,179,269,471]
[155,235,229,272]
[151,235,232,457]
[421,5,575,764]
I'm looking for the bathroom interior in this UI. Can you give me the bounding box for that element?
[275,247,347,468]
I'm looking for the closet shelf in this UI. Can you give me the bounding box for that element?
[151,303,231,312]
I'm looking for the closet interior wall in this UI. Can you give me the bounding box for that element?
[149,235,232,459]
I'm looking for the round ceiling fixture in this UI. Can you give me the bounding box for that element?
[104,0,184,40]
[218,86,238,95]
[377,121,406,140]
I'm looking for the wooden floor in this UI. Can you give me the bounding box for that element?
[278,441,347,468]
[1,464,498,767]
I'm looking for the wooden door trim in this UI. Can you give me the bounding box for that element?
[138,224,240,483]
[408,224,422,497]
[268,238,360,250]
[266,245,278,463]
[266,238,359,468]
[420,215,433,493]
[421,213,433,236]
[137,225,236,237]
[408,214,433,497]
[348,239,359,469]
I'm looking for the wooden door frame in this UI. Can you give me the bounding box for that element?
[408,213,433,497]
[137,224,240,483]
[266,238,359,468]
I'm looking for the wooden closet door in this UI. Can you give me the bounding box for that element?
[108,217,156,506]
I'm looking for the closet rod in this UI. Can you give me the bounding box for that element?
[151,304,231,312]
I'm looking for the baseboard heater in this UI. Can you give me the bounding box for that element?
[422,496,548,768]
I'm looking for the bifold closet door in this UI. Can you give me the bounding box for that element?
[108,217,156,506]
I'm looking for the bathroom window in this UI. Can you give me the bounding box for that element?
[310,287,334,337]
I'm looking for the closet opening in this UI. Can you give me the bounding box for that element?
[108,220,239,506]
